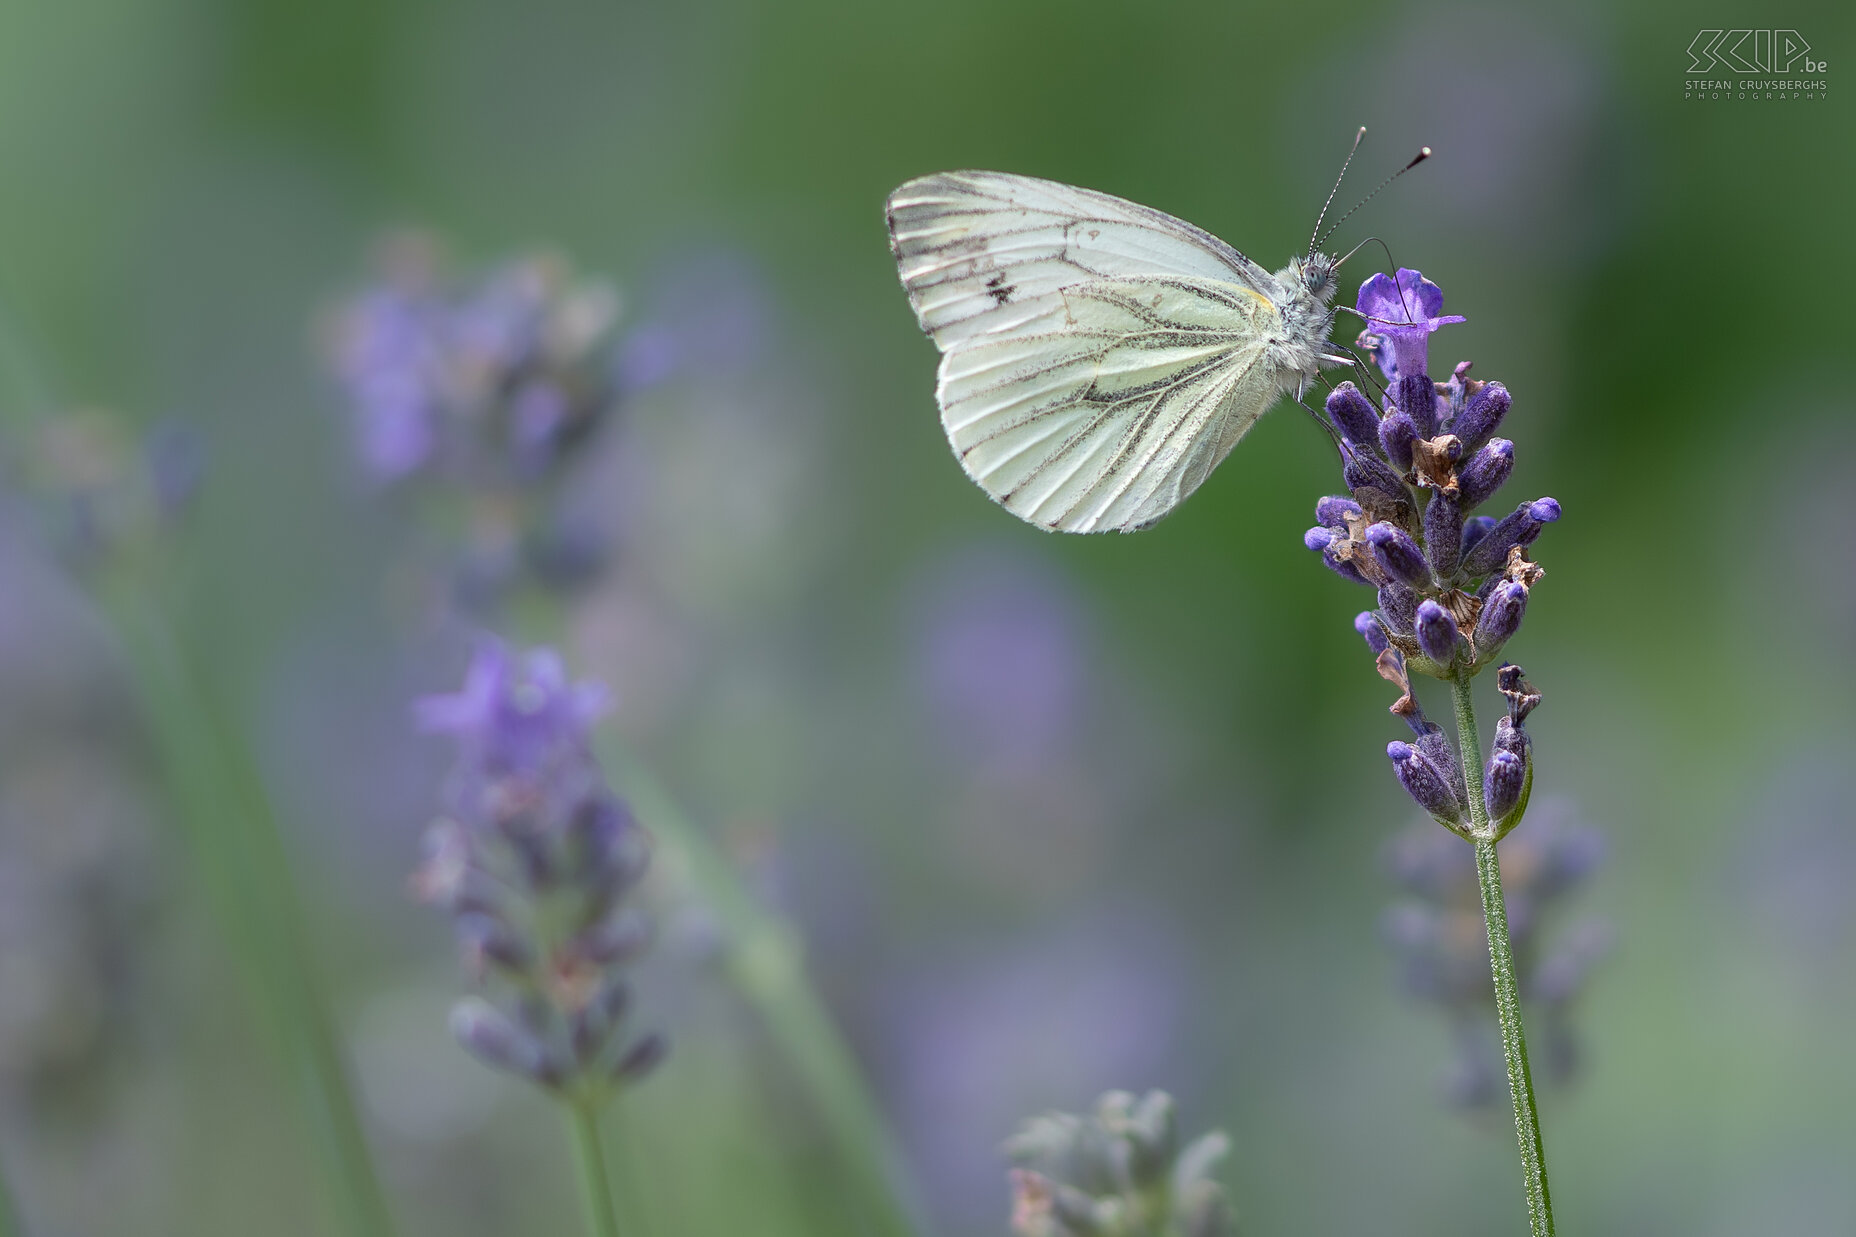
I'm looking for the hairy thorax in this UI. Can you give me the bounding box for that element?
[1265,253,1340,387]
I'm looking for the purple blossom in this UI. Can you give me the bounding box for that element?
[1355,268,1465,382]
[412,642,658,1098]
[327,240,623,487]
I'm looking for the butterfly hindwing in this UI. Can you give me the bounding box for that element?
[938,276,1283,533]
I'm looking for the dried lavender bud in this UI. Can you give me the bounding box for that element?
[1355,611,1389,654]
[1450,381,1511,452]
[1415,598,1462,664]
[1379,410,1419,473]
[1485,749,1527,820]
[1321,543,1372,585]
[1326,382,1382,448]
[1309,525,1369,584]
[1316,494,1363,529]
[1497,663,1542,722]
[1457,439,1515,509]
[1459,498,1561,578]
[1396,372,1440,437]
[1366,521,1433,589]
[1388,741,1465,825]
[1474,579,1530,655]
[1424,490,1464,579]
[1378,581,1419,634]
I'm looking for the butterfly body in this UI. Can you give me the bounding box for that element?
[888,171,1344,533]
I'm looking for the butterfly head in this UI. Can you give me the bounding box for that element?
[1289,253,1339,304]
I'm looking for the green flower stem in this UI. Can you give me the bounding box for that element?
[600,741,922,1237]
[566,1103,623,1237]
[1450,670,1554,1237]
[105,590,395,1237]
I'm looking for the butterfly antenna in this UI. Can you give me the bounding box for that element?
[1307,126,1367,261]
[1314,146,1431,252]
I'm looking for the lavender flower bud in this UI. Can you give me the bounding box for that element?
[1343,447,1408,513]
[1459,498,1561,578]
[1457,439,1515,509]
[1494,714,1530,762]
[1404,713,1463,801]
[1396,373,1438,437]
[450,997,545,1081]
[1377,582,1418,634]
[1415,598,1461,665]
[1388,741,1464,825]
[1450,382,1511,453]
[1474,580,1529,656]
[1485,749,1527,820]
[1316,495,1363,529]
[456,912,535,973]
[1379,410,1419,473]
[1305,526,1337,552]
[1366,522,1433,589]
[1423,490,1464,579]
[1355,611,1389,654]
[1460,515,1498,557]
[1326,382,1381,447]
[612,1032,668,1082]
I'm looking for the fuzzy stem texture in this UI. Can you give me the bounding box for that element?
[567,1103,623,1237]
[1451,671,1554,1237]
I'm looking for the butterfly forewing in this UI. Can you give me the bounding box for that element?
[939,277,1280,532]
[887,171,1279,348]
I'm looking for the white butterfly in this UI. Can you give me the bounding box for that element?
[887,171,1353,533]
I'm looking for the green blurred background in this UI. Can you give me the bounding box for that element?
[1,0,1853,1234]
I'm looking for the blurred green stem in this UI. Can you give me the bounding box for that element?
[601,742,922,1237]
[1450,671,1554,1237]
[566,1104,622,1237]
[105,588,396,1237]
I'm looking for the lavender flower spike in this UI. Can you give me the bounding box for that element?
[413,641,661,1099]
[1355,268,1465,382]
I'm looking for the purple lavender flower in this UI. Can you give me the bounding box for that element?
[328,240,623,488]
[412,642,660,1098]
[1355,268,1466,382]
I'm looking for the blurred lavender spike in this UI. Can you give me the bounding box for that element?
[1005,1090,1234,1237]
[413,641,662,1101]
